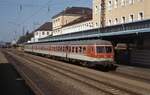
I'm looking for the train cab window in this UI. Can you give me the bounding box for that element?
[96,46,105,53]
[105,46,112,53]
[96,46,112,53]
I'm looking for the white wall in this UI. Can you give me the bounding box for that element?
[53,20,94,36]
[28,30,52,43]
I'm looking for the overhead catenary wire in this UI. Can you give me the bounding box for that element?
[18,0,52,26]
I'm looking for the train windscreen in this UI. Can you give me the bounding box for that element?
[105,46,112,53]
[96,46,112,53]
[96,46,105,53]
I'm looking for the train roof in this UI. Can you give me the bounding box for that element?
[26,40,112,46]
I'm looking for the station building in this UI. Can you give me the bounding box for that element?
[28,22,52,43]
[52,7,92,36]
[93,0,150,27]
[29,1,150,67]
[92,0,150,66]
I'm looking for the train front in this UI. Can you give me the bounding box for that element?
[93,45,115,68]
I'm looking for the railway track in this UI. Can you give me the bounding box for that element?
[13,53,135,95]
[14,50,150,83]
[4,50,150,95]
[110,65,150,84]
[17,49,150,84]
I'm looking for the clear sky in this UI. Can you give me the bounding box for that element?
[0,0,92,42]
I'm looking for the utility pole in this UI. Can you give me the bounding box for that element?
[22,26,25,36]
[101,0,106,28]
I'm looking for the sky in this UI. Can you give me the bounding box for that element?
[0,0,92,42]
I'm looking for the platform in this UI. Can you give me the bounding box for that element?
[0,50,8,63]
[0,49,35,95]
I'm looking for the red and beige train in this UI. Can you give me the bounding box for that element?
[24,40,115,68]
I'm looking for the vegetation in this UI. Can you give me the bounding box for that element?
[17,32,34,44]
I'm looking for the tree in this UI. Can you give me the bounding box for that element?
[17,32,34,44]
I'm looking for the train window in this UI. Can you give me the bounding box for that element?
[59,46,60,51]
[75,47,78,53]
[63,46,65,52]
[105,46,112,53]
[68,46,71,52]
[54,46,56,51]
[61,46,63,52]
[83,47,86,52]
[72,47,75,53]
[53,47,55,51]
[49,47,51,51]
[91,47,94,52]
[79,46,82,53]
[56,46,58,51]
[66,46,68,51]
[52,47,53,51]
[96,46,105,53]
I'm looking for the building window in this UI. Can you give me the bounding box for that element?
[138,12,144,20]
[129,0,134,5]
[114,18,118,24]
[94,5,101,14]
[129,14,134,22]
[121,0,126,6]
[138,0,144,2]
[42,32,45,35]
[114,0,118,8]
[96,23,98,26]
[121,16,126,23]
[95,6,98,13]
[108,0,112,10]
[108,20,112,25]
[47,32,49,35]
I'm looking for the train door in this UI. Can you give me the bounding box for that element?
[66,46,68,59]
[87,45,95,57]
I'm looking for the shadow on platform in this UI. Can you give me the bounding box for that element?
[0,63,35,95]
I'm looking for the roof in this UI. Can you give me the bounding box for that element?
[62,13,92,27]
[52,7,92,19]
[34,22,52,32]
[26,39,112,46]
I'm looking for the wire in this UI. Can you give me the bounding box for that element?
[11,0,51,27]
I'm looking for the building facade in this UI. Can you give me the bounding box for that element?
[61,20,93,35]
[28,22,52,43]
[93,0,150,27]
[93,0,104,28]
[52,7,92,36]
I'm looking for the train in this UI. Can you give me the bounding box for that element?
[24,39,115,68]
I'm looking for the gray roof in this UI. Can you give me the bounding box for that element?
[52,7,92,19]
[35,22,52,32]
[34,39,112,46]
